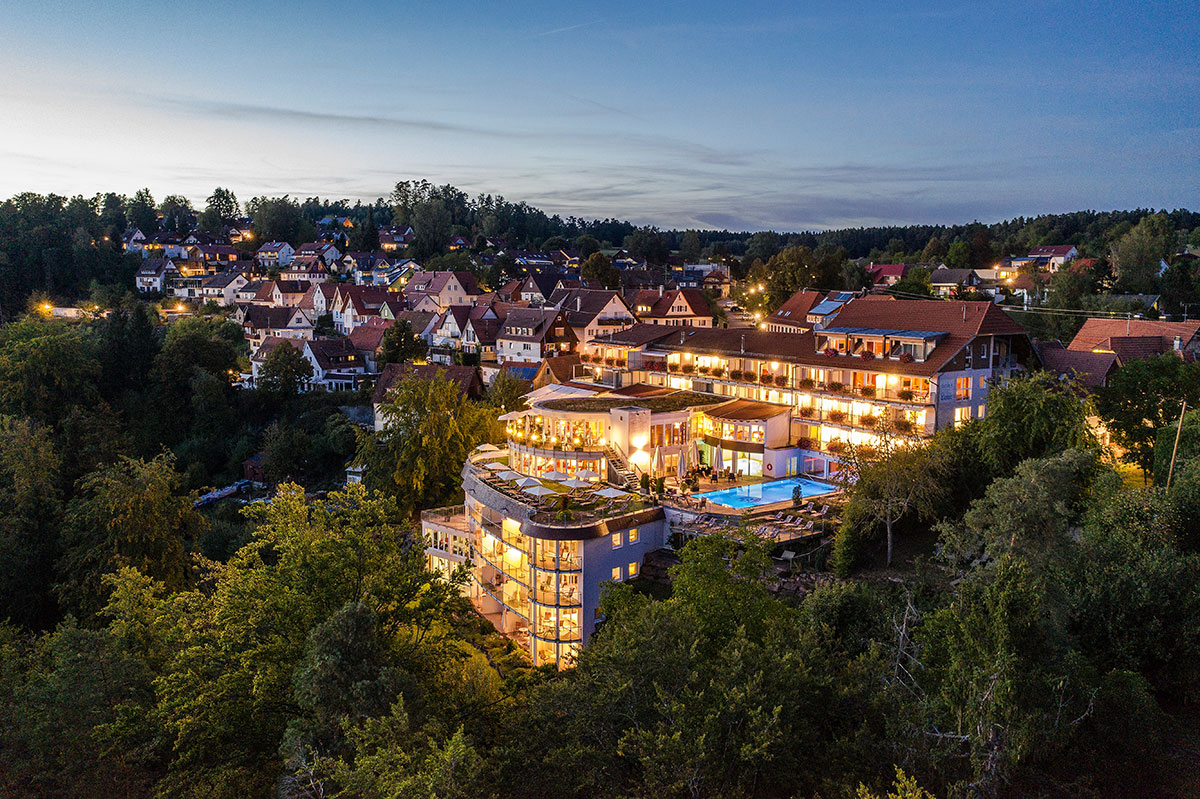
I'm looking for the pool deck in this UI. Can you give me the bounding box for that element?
[668,474,841,518]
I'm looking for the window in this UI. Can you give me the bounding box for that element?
[978,376,987,388]
[977,405,986,418]
[611,532,622,549]
[628,528,639,544]
[955,377,970,400]
[628,561,639,578]
[954,406,971,428]
[611,566,622,582]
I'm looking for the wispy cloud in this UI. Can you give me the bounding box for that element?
[534,19,604,38]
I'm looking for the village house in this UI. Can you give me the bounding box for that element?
[135,258,178,293]
[547,287,637,345]
[402,270,483,311]
[237,305,314,350]
[296,241,341,265]
[496,307,578,363]
[282,255,330,283]
[627,287,714,327]
[200,271,248,306]
[255,241,295,267]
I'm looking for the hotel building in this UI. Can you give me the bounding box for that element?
[420,294,1037,667]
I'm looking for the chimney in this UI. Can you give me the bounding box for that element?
[741,334,745,354]
[576,296,582,311]
[962,305,966,322]
[659,285,664,297]
[1174,336,1182,351]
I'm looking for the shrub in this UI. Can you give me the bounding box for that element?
[892,418,914,434]
[697,365,710,375]
[897,388,914,401]
[860,350,875,360]
[797,377,815,389]
[860,414,878,427]
[826,440,846,453]
[667,362,679,372]
[795,436,813,449]
[712,366,726,378]
[639,472,651,493]
[579,353,591,363]
[798,406,815,418]
[743,372,758,383]
[828,381,845,393]
[828,410,846,423]
[604,357,615,366]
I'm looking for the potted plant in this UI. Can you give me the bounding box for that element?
[604,356,616,366]
[774,374,789,387]
[827,409,846,423]
[859,385,876,398]
[860,350,875,361]
[797,377,815,389]
[828,381,844,393]
[899,352,914,364]
[823,347,839,357]
[729,369,743,380]
[697,365,710,375]
[682,364,695,374]
[579,353,591,363]
[639,472,651,493]
[897,388,914,401]
[712,366,726,378]
[860,413,878,427]
[743,372,758,383]
[795,436,813,449]
[892,418,914,434]
[826,440,845,454]
[798,405,814,418]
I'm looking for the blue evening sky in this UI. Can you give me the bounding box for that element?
[0,0,1196,231]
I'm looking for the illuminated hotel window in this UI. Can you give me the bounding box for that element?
[628,528,639,544]
[628,561,639,577]
[611,566,622,582]
[611,532,622,549]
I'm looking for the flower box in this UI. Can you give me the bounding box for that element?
[742,372,758,383]
[898,353,914,364]
[827,410,846,423]
[682,364,695,374]
[729,369,743,380]
[697,366,710,375]
[859,386,876,398]
[774,374,789,387]
[797,377,815,389]
[897,388,914,401]
[798,406,815,418]
[823,348,839,358]
[860,350,876,361]
[828,381,845,394]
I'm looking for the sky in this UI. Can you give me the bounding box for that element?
[0,0,1197,232]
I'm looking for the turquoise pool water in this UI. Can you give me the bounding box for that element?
[695,477,836,509]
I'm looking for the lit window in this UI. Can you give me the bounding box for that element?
[628,528,639,544]
[611,532,622,549]
[977,405,986,418]
[955,377,970,400]
[978,376,986,388]
[611,566,622,581]
[628,561,639,577]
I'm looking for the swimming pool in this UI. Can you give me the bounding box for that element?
[695,476,836,510]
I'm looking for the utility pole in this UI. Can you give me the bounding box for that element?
[1167,401,1188,490]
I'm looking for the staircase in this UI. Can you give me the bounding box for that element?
[605,446,637,489]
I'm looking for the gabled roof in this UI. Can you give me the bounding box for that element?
[274,280,311,295]
[306,337,362,372]
[627,288,710,318]
[402,270,482,296]
[520,271,563,300]
[767,289,824,326]
[137,257,176,277]
[540,353,581,384]
[257,241,291,254]
[499,307,574,342]
[349,323,390,354]
[1067,318,1200,353]
[547,287,632,327]
[1038,345,1117,390]
[372,362,484,404]
[929,268,978,285]
[203,271,244,289]
[242,304,308,331]
[866,263,910,281]
[1029,245,1076,258]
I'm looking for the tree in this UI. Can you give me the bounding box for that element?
[891,265,932,297]
[623,227,669,265]
[128,188,157,234]
[247,195,311,244]
[573,234,600,258]
[485,370,530,413]
[840,436,943,567]
[920,236,948,263]
[257,340,312,396]
[581,252,619,289]
[841,260,873,291]
[976,371,1092,475]
[55,455,203,618]
[204,187,240,224]
[0,417,63,630]
[356,371,498,516]
[1094,354,1200,475]
[357,205,380,251]
[1110,212,1173,293]
[679,230,702,263]
[0,316,101,427]
[378,319,428,366]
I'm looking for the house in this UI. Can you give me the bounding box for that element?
[530,353,582,388]
[135,258,178,293]
[518,272,564,304]
[250,336,366,391]
[236,281,264,304]
[1066,318,1200,362]
[401,271,483,311]
[865,264,910,287]
[547,287,637,345]
[334,285,399,333]
[299,282,341,318]
[199,244,240,269]
[296,241,341,265]
[272,280,311,307]
[372,363,485,430]
[384,309,439,343]
[1027,245,1078,272]
[200,271,248,306]
[462,308,502,362]
[448,235,471,251]
[627,287,714,327]
[428,305,473,364]
[765,290,825,333]
[123,228,147,256]
[239,305,314,349]
[929,268,981,297]
[281,255,329,283]
[497,307,578,363]
[379,225,414,251]
[1038,343,1119,390]
[348,317,392,372]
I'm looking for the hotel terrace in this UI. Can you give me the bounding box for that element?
[421,294,1038,669]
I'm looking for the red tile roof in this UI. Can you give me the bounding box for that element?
[1067,318,1200,353]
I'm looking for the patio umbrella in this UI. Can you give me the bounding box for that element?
[475,443,500,452]
[523,485,556,497]
[594,487,629,499]
[652,446,664,476]
[678,443,689,474]
[483,460,508,470]
[516,477,542,488]
[497,470,523,481]
[577,469,600,480]
[560,478,592,489]
[688,438,700,468]
[712,446,723,473]
[543,470,571,481]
